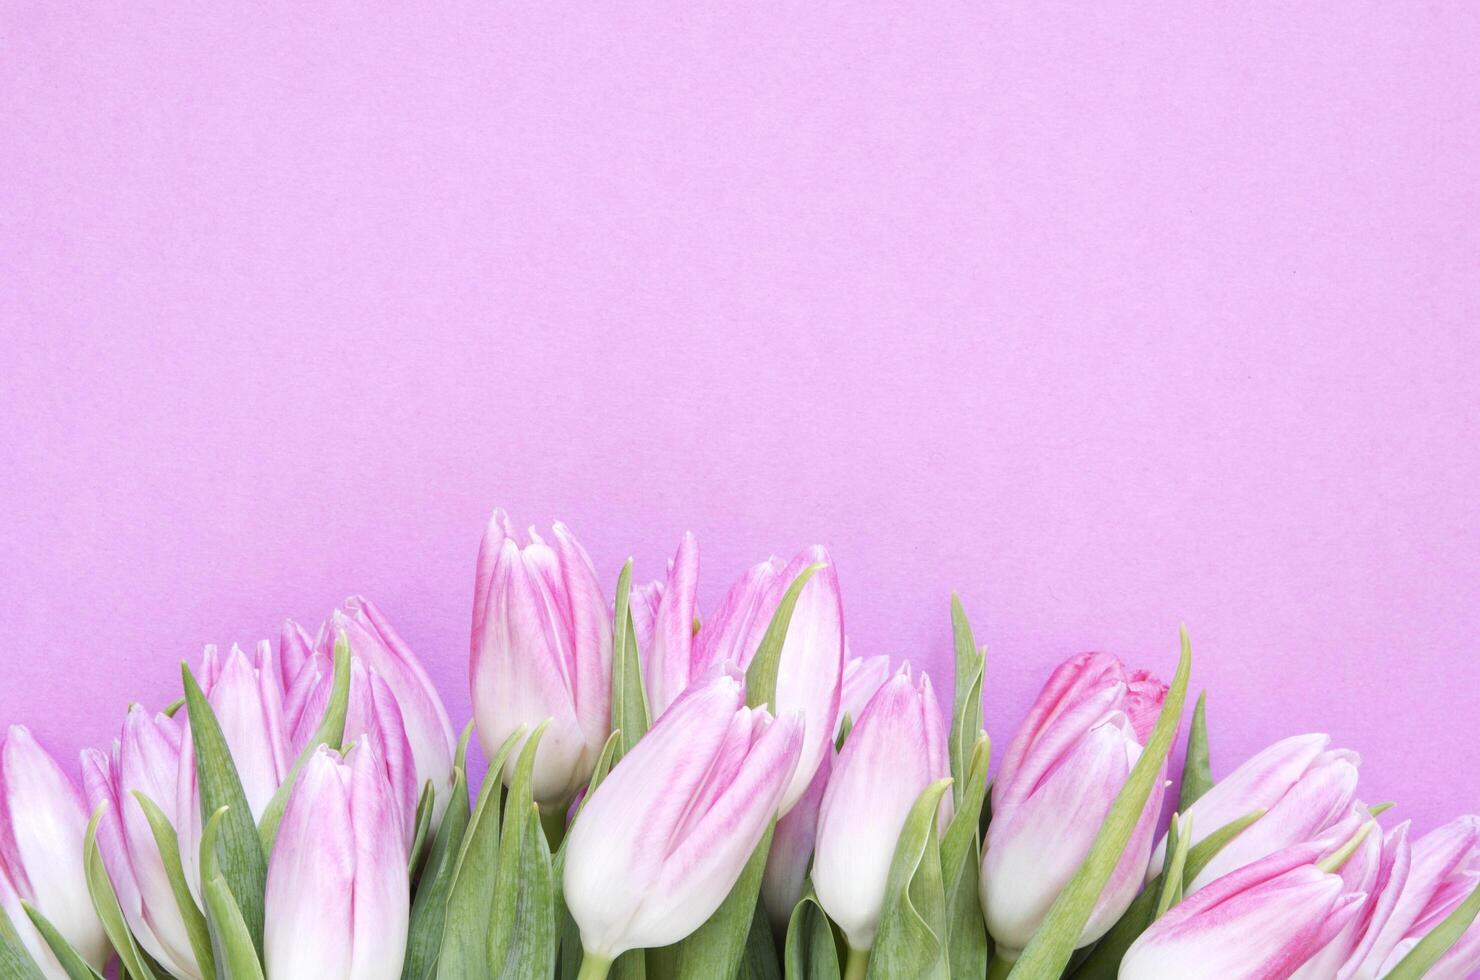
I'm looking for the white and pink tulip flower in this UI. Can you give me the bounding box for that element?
[1150,733,1361,892]
[1335,815,1480,980]
[981,652,1167,956]
[644,534,843,815]
[471,511,613,807]
[285,657,420,850]
[563,666,803,960]
[0,726,109,978]
[81,707,204,979]
[761,650,891,930]
[626,577,666,656]
[1120,839,1368,980]
[287,596,457,828]
[1288,806,1386,979]
[812,664,951,953]
[264,742,409,980]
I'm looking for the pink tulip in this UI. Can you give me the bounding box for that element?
[285,658,420,848]
[82,708,204,979]
[1286,805,1385,979]
[471,511,613,806]
[265,743,408,980]
[563,666,802,960]
[1338,815,1480,980]
[644,534,843,815]
[1149,733,1361,893]
[627,577,666,657]
[760,651,891,929]
[1120,840,1367,980]
[981,652,1167,955]
[812,664,951,952]
[286,596,457,827]
[0,727,109,977]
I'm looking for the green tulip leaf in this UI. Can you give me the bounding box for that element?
[1007,627,1192,980]
[736,905,782,980]
[948,594,986,806]
[866,777,953,980]
[1178,692,1212,810]
[611,560,653,759]
[132,790,216,980]
[488,724,557,979]
[0,906,47,980]
[20,901,103,980]
[783,892,841,980]
[403,766,472,980]
[257,634,351,854]
[941,733,990,980]
[83,805,165,980]
[409,779,437,878]
[1068,807,1266,979]
[438,725,527,978]
[745,564,826,710]
[182,662,268,955]
[1384,878,1480,980]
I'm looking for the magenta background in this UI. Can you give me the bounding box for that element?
[4,4,1479,834]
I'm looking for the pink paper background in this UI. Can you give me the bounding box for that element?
[4,4,1479,835]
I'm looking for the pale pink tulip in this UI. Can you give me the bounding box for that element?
[0,727,109,977]
[471,511,613,806]
[982,652,1167,955]
[1149,733,1361,892]
[643,534,842,815]
[264,743,408,980]
[812,664,950,952]
[1120,840,1367,980]
[627,577,666,657]
[563,666,802,959]
[82,708,203,979]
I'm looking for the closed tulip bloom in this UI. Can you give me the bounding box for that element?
[812,664,950,953]
[1149,733,1361,893]
[982,652,1167,956]
[82,708,203,979]
[563,666,802,960]
[0,727,109,977]
[645,534,842,815]
[286,658,420,850]
[264,743,409,980]
[1120,840,1367,980]
[290,596,457,827]
[471,511,612,806]
[1289,807,1386,979]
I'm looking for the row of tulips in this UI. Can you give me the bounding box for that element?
[1,511,1478,979]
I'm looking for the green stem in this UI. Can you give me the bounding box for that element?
[577,951,613,980]
[540,805,567,850]
[843,945,870,980]
[987,949,1018,980]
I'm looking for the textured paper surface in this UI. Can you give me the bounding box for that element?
[3,4,1478,832]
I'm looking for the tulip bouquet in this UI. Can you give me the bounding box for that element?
[2,512,1479,980]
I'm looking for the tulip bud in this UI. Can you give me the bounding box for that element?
[563,666,802,960]
[1289,805,1385,979]
[82,708,204,979]
[298,596,457,827]
[1149,733,1360,892]
[645,534,842,815]
[812,664,950,953]
[981,652,1167,955]
[1120,840,1367,980]
[286,658,420,848]
[1343,815,1480,980]
[760,652,890,931]
[471,511,613,807]
[0,727,109,977]
[264,742,409,980]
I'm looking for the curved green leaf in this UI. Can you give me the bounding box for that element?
[0,916,47,980]
[1177,692,1211,810]
[948,594,985,806]
[409,779,437,878]
[82,805,162,980]
[941,733,990,980]
[21,902,102,980]
[258,634,351,854]
[783,893,840,980]
[489,725,557,979]
[132,791,215,980]
[403,766,472,980]
[1008,627,1192,979]
[182,663,267,955]
[866,778,953,980]
[611,560,652,759]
